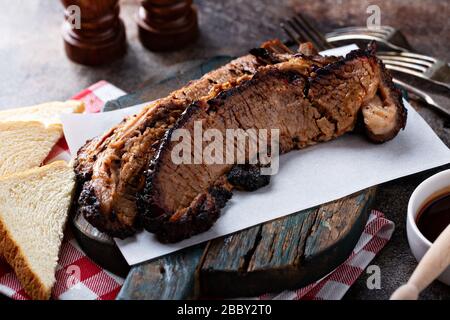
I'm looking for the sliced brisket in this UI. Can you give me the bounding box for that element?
[74,40,292,238]
[138,46,407,242]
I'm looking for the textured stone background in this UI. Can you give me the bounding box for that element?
[0,0,448,299]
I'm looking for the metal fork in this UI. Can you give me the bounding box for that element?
[284,20,450,91]
[392,78,450,117]
[280,15,450,118]
[377,51,450,91]
[325,25,411,52]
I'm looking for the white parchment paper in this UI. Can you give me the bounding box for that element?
[62,45,450,265]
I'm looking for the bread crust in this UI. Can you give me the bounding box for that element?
[0,219,51,300]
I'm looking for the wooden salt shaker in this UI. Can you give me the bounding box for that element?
[61,0,127,66]
[137,0,198,51]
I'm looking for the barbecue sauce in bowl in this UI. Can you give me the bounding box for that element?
[416,190,450,243]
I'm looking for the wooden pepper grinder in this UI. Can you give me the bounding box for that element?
[61,0,127,66]
[137,0,198,51]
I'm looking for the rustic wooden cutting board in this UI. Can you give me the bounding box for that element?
[73,56,377,299]
[114,189,375,299]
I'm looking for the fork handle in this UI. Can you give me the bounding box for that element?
[393,79,450,118]
[436,81,450,91]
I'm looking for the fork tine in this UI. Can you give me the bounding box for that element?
[377,55,433,68]
[379,51,437,63]
[294,14,333,50]
[326,30,384,38]
[288,16,324,50]
[327,34,386,42]
[383,64,427,78]
[326,34,409,52]
[326,27,391,37]
[332,25,395,33]
[286,19,313,45]
[393,79,450,118]
[280,22,302,45]
[381,59,428,72]
[330,25,394,34]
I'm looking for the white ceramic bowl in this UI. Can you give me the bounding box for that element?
[407,169,450,285]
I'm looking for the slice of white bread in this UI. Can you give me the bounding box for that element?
[0,161,75,300]
[0,100,84,125]
[0,100,84,176]
[0,121,63,176]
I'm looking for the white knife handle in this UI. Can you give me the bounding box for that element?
[390,224,450,300]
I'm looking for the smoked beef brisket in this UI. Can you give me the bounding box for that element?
[138,45,407,242]
[74,40,294,238]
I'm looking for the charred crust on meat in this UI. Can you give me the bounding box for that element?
[140,187,232,243]
[77,185,100,221]
[249,48,290,65]
[250,39,294,64]
[227,164,271,191]
[205,69,305,113]
[309,48,372,80]
[249,48,273,64]
[137,101,205,223]
[77,183,138,239]
[303,80,310,97]
[208,186,233,208]
[73,139,95,180]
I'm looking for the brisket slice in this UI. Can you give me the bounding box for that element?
[74,40,293,238]
[138,46,407,243]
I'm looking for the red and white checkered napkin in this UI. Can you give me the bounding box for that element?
[0,81,395,300]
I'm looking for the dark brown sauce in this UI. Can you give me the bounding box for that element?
[416,191,450,243]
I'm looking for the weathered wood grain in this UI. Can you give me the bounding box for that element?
[304,190,375,259]
[117,244,205,300]
[197,188,376,297]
